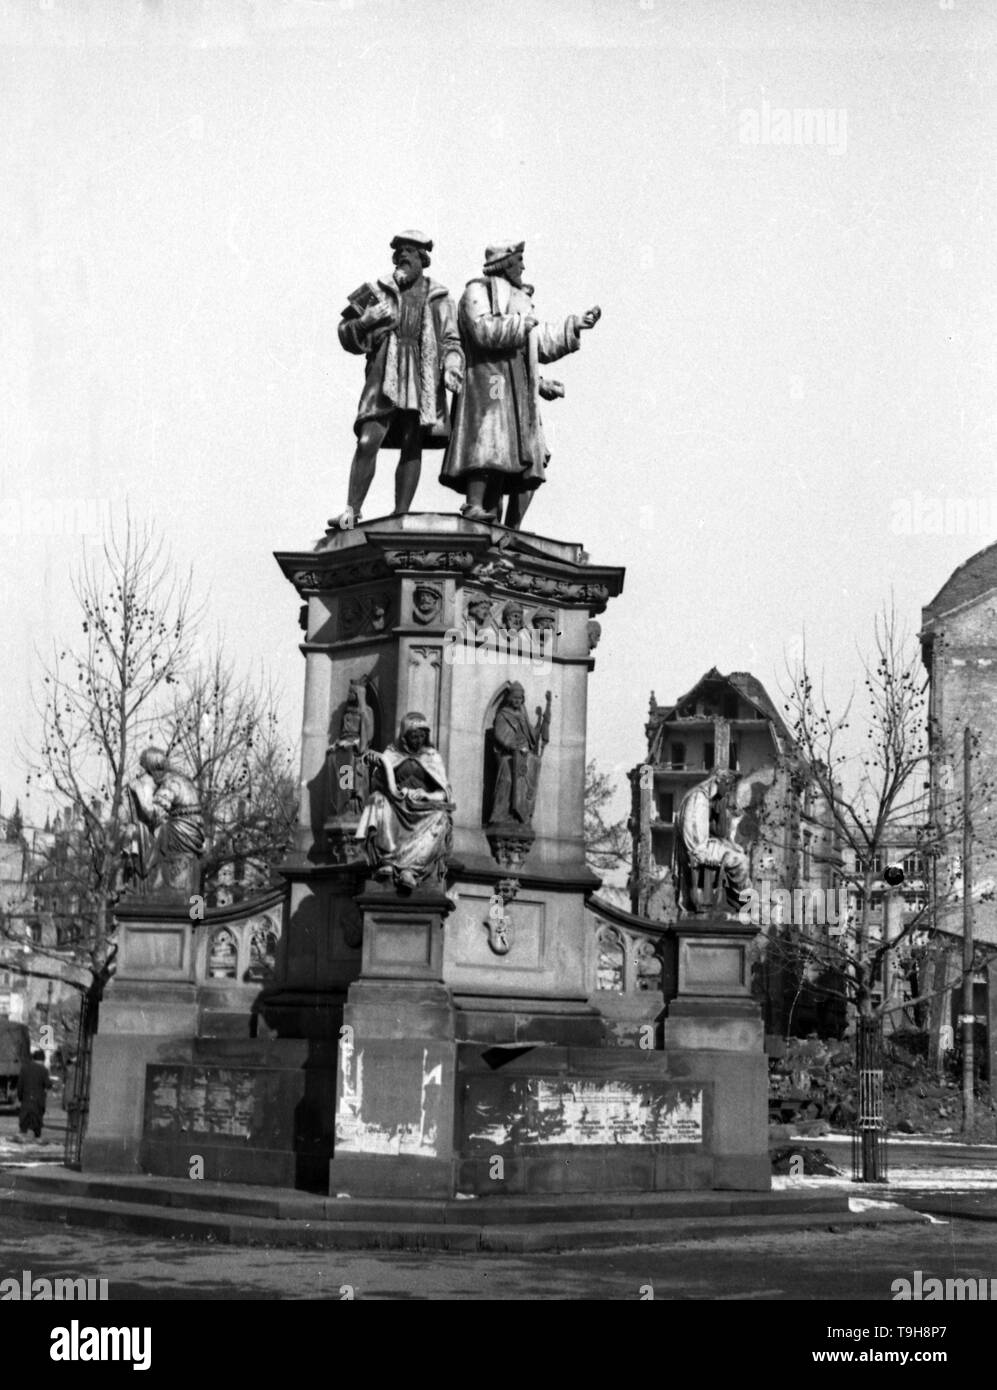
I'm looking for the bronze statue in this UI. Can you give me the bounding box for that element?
[334,231,464,528]
[125,747,205,896]
[440,241,600,528]
[672,770,752,914]
[327,680,375,819]
[355,712,454,890]
[488,682,552,827]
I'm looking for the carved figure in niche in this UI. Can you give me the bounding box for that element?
[125,747,205,896]
[501,599,525,633]
[531,606,556,654]
[327,680,375,819]
[334,230,464,528]
[412,584,442,625]
[356,712,454,891]
[587,619,602,652]
[208,927,238,980]
[672,769,752,914]
[466,595,494,639]
[440,240,600,528]
[488,683,552,828]
[245,919,280,982]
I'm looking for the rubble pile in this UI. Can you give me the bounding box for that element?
[770,1145,841,1176]
[767,1035,997,1140]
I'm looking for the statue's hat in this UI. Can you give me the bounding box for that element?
[484,240,524,269]
[390,229,433,251]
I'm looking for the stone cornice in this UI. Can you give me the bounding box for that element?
[275,513,625,614]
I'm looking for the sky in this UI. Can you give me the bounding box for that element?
[1,0,995,826]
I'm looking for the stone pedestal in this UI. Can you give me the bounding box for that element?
[275,514,625,1046]
[662,916,769,1190]
[82,899,200,1173]
[83,894,339,1187]
[329,887,460,1197]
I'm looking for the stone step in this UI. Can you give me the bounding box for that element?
[3,1168,849,1226]
[0,1183,923,1253]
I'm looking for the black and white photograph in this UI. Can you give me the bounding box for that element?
[0,0,995,1353]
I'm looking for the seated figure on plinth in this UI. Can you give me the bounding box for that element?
[672,769,752,915]
[124,747,206,898]
[356,712,454,891]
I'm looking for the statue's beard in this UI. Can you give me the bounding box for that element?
[394,263,420,288]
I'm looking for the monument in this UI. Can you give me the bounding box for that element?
[440,240,601,528]
[334,230,463,529]
[673,769,753,915]
[125,748,206,899]
[81,230,769,1202]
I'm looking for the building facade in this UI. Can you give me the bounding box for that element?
[921,542,997,1079]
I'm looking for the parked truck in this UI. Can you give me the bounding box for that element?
[0,1019,31,1108]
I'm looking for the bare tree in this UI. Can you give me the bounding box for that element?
[164,651,297,900]
[10,516,197,1002]
[773,605,997,1168]
[584,761,631,874]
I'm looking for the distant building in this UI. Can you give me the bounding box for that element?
[629,667,842,1035]
[921,542,997,1078]
[0,799,85,1041]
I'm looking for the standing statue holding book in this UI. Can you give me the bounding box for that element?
[333,230,464,529]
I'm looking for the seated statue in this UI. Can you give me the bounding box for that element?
[672,769,752,915]
[125,747,206,897]
[355,712,454,891]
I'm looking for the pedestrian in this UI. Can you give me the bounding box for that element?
[17,1049,51,1140]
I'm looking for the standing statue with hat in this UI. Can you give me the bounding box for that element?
[440,241,600,529]
[334,231,464,528]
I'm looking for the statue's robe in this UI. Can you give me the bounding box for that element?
[490,703,545,826]
[356,743,453,885]
[126,769,205,896]
[440,276,580,497]
[338,276,463,449]
[150,773,206,859]
[672,776,749,911]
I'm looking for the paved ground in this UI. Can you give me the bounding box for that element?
[0,1208,995,1300]
[1,1113,994,1300]
[0,1105,67,1156]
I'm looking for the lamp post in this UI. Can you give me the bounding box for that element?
[961,725,975,1133]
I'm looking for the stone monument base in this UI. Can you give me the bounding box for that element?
[326,1039,767,1198]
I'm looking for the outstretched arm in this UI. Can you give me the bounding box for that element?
[537,305,600,364]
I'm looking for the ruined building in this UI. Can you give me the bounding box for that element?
[921,542,997,1080]
[629,668,842,1035]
